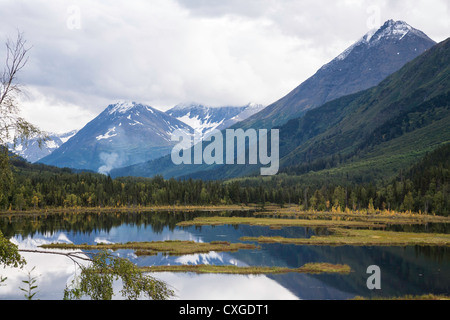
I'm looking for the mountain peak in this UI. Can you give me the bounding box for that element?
[239,19,436,130]
[107,101,137,114]
[245,102,264,109]
[368,20,413,43]
[106,101,159,116]
[170,102,208,112]
[382,19,410,29]
[363,19,434,45]
[331,20,433,63]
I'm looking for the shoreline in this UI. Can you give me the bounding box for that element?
[1,204,449,227]
[0,204,259,216]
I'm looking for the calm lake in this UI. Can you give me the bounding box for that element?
[0,211,449,300]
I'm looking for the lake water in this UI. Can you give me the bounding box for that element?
[0,211,449,300]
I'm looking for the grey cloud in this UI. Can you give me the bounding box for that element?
[0,0,448,133]
[174,0,274,18]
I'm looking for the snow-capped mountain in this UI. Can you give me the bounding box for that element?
[166,102,265,137]
[324,20,433,68]
[109,19,438,180]
[38,101,193,174]
[36,100,265,174]
[239,19,436,130]
[8,130,77,163]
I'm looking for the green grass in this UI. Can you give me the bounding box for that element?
[176,216,384,229]
[40,240,259,256]
[241,228,450,246]
[256,207,450,224]
[140,263,352,275]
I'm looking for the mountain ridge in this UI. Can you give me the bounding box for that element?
[189,37,450,183]
[110,20,440,180]
[36,101,265,174]
[8,130,78,163]
[233,19,436,130]
[38,101,193,174]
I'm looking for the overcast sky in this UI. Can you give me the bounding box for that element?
[0,0,449,133]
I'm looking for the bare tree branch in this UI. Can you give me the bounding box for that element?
[18,249,93,269]
[0,31,46,148]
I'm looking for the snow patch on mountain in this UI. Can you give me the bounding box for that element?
[129,120,144,126]
[324,20,429,70]
[96,127,117,141]
[60,131,77,144]
[177,112,223,135]
[108,101,137,114]
[45,140,58,149]
[167,102,265,137]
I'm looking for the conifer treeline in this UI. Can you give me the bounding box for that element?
[0,144,448,216]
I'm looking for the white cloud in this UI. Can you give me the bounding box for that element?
[0,0,448,132]
[18,86,98,134]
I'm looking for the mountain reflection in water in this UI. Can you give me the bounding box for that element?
[0,211,448,300]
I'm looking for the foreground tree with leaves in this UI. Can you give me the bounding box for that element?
[0,31,43,289]
[64,250,174,300]
[0,229,25,285]
[0,230,24,269]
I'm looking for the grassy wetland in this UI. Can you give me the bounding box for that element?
[171,206,450,247]
[139,263,352,275]
[176,215,386,229]
[17,205,450,254]
[240,228,450,247]
[256,205,450,225]
[40,240,259,256]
